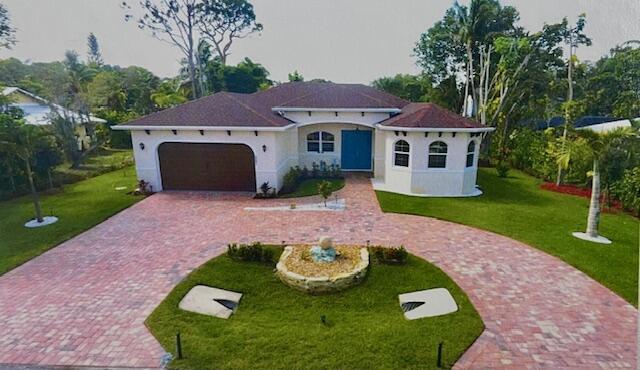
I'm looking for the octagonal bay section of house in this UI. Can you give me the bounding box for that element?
[113,82,493,196]
[372,103,494,197]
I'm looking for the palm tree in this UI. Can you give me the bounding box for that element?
[557,127,637,244]
[0,115,53,223]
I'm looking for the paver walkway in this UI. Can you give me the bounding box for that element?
[0,175,636,369]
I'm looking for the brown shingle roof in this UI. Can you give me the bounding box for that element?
[121,92,290,127]
[122,82,409,127]
[273,82,410,109]
[381,103,486,129]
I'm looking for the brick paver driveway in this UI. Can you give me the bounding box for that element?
[0,175,636,369]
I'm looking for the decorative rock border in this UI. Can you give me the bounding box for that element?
[276,246,369,294]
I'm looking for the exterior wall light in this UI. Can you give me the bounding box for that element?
[139,142,145,150]
[262,144,267,152]
[227,130,231,136]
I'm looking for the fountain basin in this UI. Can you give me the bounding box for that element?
[276,245,369,294]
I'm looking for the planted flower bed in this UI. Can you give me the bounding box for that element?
[540,182,623,212]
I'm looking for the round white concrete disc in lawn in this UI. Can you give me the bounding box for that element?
[572,232,612,245]
[24,216,58,228]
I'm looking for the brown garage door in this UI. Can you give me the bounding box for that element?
[158,142,256,191]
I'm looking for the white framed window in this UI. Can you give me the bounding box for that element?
[394,140,410,167]
[428,141,448,168]
[307,131,335,153]
[466,141,476,167]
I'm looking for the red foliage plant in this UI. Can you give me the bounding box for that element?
[540,182,623,213]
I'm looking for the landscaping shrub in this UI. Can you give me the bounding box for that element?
[279,161,343,195]
[227,242,274,263]
[256,182,276,198]
[370,245,408,265]
[495,161,510,178]
[317,180,333,206]
[613,167,640,216]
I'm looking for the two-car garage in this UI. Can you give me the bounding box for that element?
[158,142,256,192]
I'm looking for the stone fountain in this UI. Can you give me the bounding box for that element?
[276,236,369,294]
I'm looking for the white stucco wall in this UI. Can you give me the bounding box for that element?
[376,130,481,196]
[130,129,285,192]
[373,128,386,179]
[124,104,487,197]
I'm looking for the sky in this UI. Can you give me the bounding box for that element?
[1,0,639,83]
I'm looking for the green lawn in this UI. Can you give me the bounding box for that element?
[279,178,345,198]
[54,148,134,184]
[0,166,142,275]
[147,248,483,370]
[376,168,639,306]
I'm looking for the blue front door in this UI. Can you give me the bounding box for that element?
[341,130,372,170]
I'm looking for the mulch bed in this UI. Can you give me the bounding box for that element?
[283,245,363,278]
[540,182,623,213]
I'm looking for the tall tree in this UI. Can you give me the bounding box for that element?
[556,14,592,185]
[414,0,519,115]
[0,111,55,223]
[557,127,636,243]
[0,3,15,49]
[87,33,104,66]
[197,0,262,65]
[124,0,201,98]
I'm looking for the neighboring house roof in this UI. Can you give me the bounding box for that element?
[532,115,622,130]
[379,103,485,129]
[577,118,633,133]
[120,82,489,131]
[2,86,106,126]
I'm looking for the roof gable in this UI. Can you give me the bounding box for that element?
[381,103,485,129]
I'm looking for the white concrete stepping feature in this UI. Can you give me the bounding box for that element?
[398,288,458,320]
[244,199,346,212]
[179,285,243,319]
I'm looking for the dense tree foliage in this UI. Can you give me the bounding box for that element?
[124,0,262,98]
[87,33,104,67]
[0,3,15,49]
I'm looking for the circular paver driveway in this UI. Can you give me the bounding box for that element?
[0,176,636,369]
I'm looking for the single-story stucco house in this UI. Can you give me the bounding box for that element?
[3,87,106,150]
[115,82,494,197]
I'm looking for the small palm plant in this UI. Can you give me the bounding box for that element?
[317,180,333,207]
[557,127,637,244]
